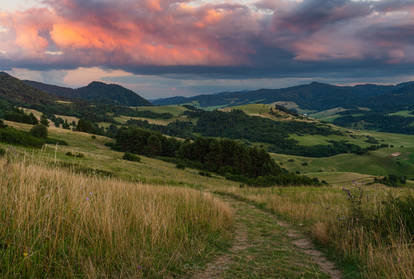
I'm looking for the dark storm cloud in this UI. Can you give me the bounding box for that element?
[0,0,414,79]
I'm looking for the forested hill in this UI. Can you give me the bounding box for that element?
[152,81,413,111]
[0,72,59,106]
[24,80,152,107]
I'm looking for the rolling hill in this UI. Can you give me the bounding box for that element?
[153,81,413,112]
[25,80,152,107]
[0,72,59,106]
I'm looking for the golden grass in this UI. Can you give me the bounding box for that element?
[0,156,233,278]
[217,185,414,278]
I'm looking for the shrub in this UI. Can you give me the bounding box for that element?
[0,148,5,157]
[123,152,141,162]
[0,119,6,128]
[91,135,96,139]
[0,127,44,148]
[341,189,414,243]
[30,124,48,139]
[376,195,414,240]
[45,138,68,146]
[374,174,406,187]
[66,152,85,158]
[40,114,49,127]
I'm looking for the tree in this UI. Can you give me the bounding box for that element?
[106,124,118,138]
[76,119,95,133]
[144,135,162,156]
[62,120,70,130]
[40,114,49,127]
[30,124,48,139]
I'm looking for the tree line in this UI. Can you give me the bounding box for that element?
[111,126,323,187]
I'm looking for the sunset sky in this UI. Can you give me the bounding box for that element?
[1,0,414,98]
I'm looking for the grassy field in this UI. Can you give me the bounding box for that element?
[387,110,414,117]
[220,103,314,122]
[273,128,414,181]
[2,117,414,278]
[131,105,189,117]
[220,104,272,115]
[309,107,348,122]
[114,115,175,126]
[0,151,232,278]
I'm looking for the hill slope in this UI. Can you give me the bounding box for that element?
[0,72,58,106]
[25,80,152,106]
[153,81,410,111]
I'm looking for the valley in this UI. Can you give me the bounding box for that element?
[1,73,414,278]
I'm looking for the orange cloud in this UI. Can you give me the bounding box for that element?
[1,0,414,77]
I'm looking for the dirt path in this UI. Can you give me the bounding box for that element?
[191,196,342,279]
[278,221,342,279]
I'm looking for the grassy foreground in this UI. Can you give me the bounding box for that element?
[0,155,232,278]
[2,119,414,278]
[215,185,414,279]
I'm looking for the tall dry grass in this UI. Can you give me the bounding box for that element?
[0,157,232,278]
[220,185,414,279]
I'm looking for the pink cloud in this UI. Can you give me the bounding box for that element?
[0,0,414,75]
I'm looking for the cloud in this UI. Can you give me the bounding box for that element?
[0,0,414,79]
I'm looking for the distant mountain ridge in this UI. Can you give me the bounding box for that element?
[24,80,152,107]
[153,81,414,111]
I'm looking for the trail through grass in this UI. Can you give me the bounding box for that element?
[191,195,335,279]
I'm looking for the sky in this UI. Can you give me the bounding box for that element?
[1,0,414,99]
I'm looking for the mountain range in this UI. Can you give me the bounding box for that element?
[153,81,414,112]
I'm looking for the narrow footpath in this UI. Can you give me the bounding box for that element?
[191,196,342,279]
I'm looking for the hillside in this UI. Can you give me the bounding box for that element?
[25,80,152,107]
[153,82,398,110]
[0,72,59,106]
[154,81,414,134]
[1,113,414,278]
[153,81,414,113]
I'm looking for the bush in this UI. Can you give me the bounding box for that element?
[40,114,49,127]
[374,174,406,187]
[66,152,85,158]
[45,138,68,146]
[30,124,48,139]
[0,119,6,128]
[0,127,44,148]
[91,135,96,139]
[377,195,414,240]
[4,109,38,125]
[341,188,414,241]
[123,152,141,162]
[0,148,5,157]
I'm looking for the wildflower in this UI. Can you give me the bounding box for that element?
[23,252,29,257]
